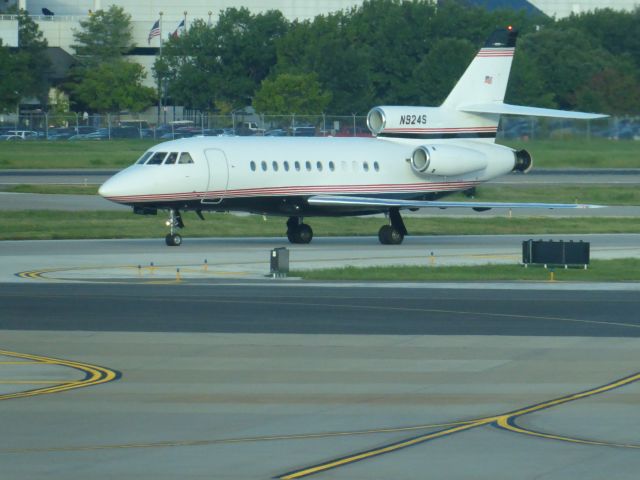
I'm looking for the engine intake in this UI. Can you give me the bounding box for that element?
[411,146,431,173]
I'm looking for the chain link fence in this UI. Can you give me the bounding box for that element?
[0,111,637,141]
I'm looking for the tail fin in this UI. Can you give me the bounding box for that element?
[441,27,518,109]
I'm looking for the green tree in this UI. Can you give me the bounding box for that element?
[274,13,374,114]
[67,61,155,112]
[156,8,289,111]
[0,40,24,112]
[66,5,154,113]
[516,28,621,110]
[71,5,134,63]
[0,10,50,111]
[411,37,476,106]
[576,68,640,115]
[253,73,331,114]
[559,8,640,70]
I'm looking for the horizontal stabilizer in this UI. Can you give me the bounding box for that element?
[460,102,608,119]
[307,195,605,210]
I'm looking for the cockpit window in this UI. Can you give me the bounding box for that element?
[164,152,179,165]
[147,152,167,165]
[136,151,153,165]
[178,152,194,164]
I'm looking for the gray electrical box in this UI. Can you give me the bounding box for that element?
[270,247,289,276]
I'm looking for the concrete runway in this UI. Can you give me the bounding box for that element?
[1,234,640,479]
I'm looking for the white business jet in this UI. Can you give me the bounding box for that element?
[99,27,605,246]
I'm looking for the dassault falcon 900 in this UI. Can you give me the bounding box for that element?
[99,27,606,246]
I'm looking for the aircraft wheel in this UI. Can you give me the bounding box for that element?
[287,224,313,244]
[296,224,313,244]
[378,225,404,245]
[165,233,182,246]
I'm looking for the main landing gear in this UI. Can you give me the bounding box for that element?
[378,208,407,245]
[286,217,313,244]
[165,209,184,246]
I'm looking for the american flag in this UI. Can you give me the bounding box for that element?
[148,19,160,44]
[484,75,493,85]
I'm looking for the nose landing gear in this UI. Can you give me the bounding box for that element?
[165,209,184,246]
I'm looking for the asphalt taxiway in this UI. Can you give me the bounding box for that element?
[2,235,640,479]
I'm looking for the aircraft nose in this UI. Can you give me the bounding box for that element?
[98,174,129,201]
[98,179,114,198]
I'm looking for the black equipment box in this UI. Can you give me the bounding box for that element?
[522,239,590,267]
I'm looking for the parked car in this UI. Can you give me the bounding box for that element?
[290,126,316,137]
[264,128,288,136]
[0,130,39,140]
[69,128,109,140]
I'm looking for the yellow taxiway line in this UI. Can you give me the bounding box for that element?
[0,349,119,401]
[279,369,640,479]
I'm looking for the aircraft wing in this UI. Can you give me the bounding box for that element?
[307,195,604,210]
[459,102,608,120]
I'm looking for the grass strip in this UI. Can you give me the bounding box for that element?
[0,138,638,169]
[4,185,100,195]
[0,139,157,169]
[295,258,640,282]
[2,211,640,241]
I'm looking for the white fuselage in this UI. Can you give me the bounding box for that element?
[98,135,517,216]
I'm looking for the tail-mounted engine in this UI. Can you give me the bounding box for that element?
[367,106,433,136]
[512,149,533,173]
[410,145,488,176]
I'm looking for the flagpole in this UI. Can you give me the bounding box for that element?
[183,11,187,33]
[158,11,164,127]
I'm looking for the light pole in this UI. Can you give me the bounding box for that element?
[157,11,164,126]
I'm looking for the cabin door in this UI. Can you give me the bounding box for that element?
[202,148,229,204]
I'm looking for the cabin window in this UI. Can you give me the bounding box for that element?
[164,152,179,165]
[284,161,290,172]
[147,152,168,165]
[136,151,153,164]
[250,161,256,171]
[329,161,335,172]
[272,161,279,172]
[305,161,312,172]
[261,161,267,171]
[294,161,301,171]
[374,161,380,172]
[316,161,323,172]
[363,161,369,172]
[178,152,194,164]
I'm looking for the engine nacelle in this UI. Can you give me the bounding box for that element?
[512,149,533,173]
[410,144,488,176]
[367,106,433,136]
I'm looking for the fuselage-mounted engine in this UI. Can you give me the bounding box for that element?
[410,144,488,177]
[512,149,533,173]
